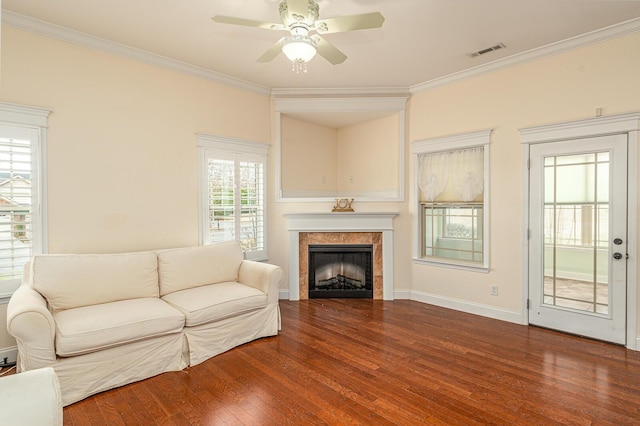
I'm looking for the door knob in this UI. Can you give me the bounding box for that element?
[613,238,623,245]
[613,252,623,260]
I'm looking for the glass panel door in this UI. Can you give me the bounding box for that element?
[543,152,610,314]
[529,134,627,344]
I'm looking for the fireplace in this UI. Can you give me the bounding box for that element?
[308,244,373,299]
[285,212,397,300]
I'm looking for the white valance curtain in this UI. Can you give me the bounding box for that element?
[419,146,484,202]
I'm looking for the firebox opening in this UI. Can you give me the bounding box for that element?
[308,244,373,299]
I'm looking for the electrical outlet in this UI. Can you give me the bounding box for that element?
[349,175,354,184]
[490,285,498,296]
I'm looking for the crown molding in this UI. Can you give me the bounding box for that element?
[2,11,271,96]
[273,96,408,112]
[4,10,639,97]
[410,17,640,94]
[271,87,411,98]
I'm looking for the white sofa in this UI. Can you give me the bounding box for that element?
[6,241,282,406]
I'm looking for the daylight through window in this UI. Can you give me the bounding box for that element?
[412,130,490,270]
[199,135,268,261]
[0,103,49,295]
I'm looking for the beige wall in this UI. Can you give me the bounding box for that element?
[408,31,640,328]
[281,115,337,194]
[1,27,271,255]
[336,114,398,193]
[281,113,399,196]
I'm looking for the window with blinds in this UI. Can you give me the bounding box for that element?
[198,135,268,261]
[412,130,491,271]
[0,102,49,297]
[0,134,33,283]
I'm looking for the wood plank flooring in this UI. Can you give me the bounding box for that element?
[63,300,640,425]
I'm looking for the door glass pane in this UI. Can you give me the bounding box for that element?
[542,152,610,315]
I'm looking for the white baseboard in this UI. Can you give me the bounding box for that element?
[279,290,290,300]
[0,347,17,365]
[393,290,411,299]
[409,290,524,325]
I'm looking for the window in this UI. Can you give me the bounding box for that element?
[411,131,491,271]
[422,203,484,263]
[0,103,50,297]
[198,134,268,261]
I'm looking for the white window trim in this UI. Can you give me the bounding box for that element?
[197,133,269,260]
[411,130,492,272]
[0,102,51,301]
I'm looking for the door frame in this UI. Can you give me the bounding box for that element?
[520,112,640,350]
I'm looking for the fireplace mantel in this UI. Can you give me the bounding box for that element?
[285,212,398,300]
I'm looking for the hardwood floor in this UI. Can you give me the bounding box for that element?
[63,300,640,425]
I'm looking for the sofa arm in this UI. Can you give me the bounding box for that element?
[0,367,63,425]
[7,285,57,371]
[238,261,283,304]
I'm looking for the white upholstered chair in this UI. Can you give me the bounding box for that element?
[0,367,63,425]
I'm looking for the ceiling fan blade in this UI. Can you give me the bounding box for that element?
[257,38,286,63]
[315,12,385,34]
[314,36,347,65]
[212,15,285,31]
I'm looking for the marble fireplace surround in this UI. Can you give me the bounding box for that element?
[285,213,397,300]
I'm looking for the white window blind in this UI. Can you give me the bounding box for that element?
[412,130,490,271]
[419,146,484,202]
[199,135,268,261]
[0,102,50,298]
[0,132,34,283]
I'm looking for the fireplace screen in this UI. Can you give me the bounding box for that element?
[308,244,373,299]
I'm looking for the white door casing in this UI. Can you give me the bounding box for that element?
[520,112,639,349]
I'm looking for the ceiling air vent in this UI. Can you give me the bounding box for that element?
[467,42,506,58]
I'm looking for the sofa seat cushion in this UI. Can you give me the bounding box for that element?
[162,282,267,327]
[53,298,185,357]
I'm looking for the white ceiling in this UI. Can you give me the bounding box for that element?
[3,0,640,93]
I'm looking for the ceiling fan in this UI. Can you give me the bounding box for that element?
[212,0,384,73]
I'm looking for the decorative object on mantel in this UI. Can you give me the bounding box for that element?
[332,198,354,212]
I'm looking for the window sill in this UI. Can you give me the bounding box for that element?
[413,257,490,273]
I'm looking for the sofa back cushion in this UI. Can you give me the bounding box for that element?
[157,241,243,296]
[31,252,159,313]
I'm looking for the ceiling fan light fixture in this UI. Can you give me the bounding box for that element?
[281,35,317,73]
[213,0,384,69]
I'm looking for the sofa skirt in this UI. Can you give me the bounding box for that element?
[185,303,280,366]
[50,332,186,406]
